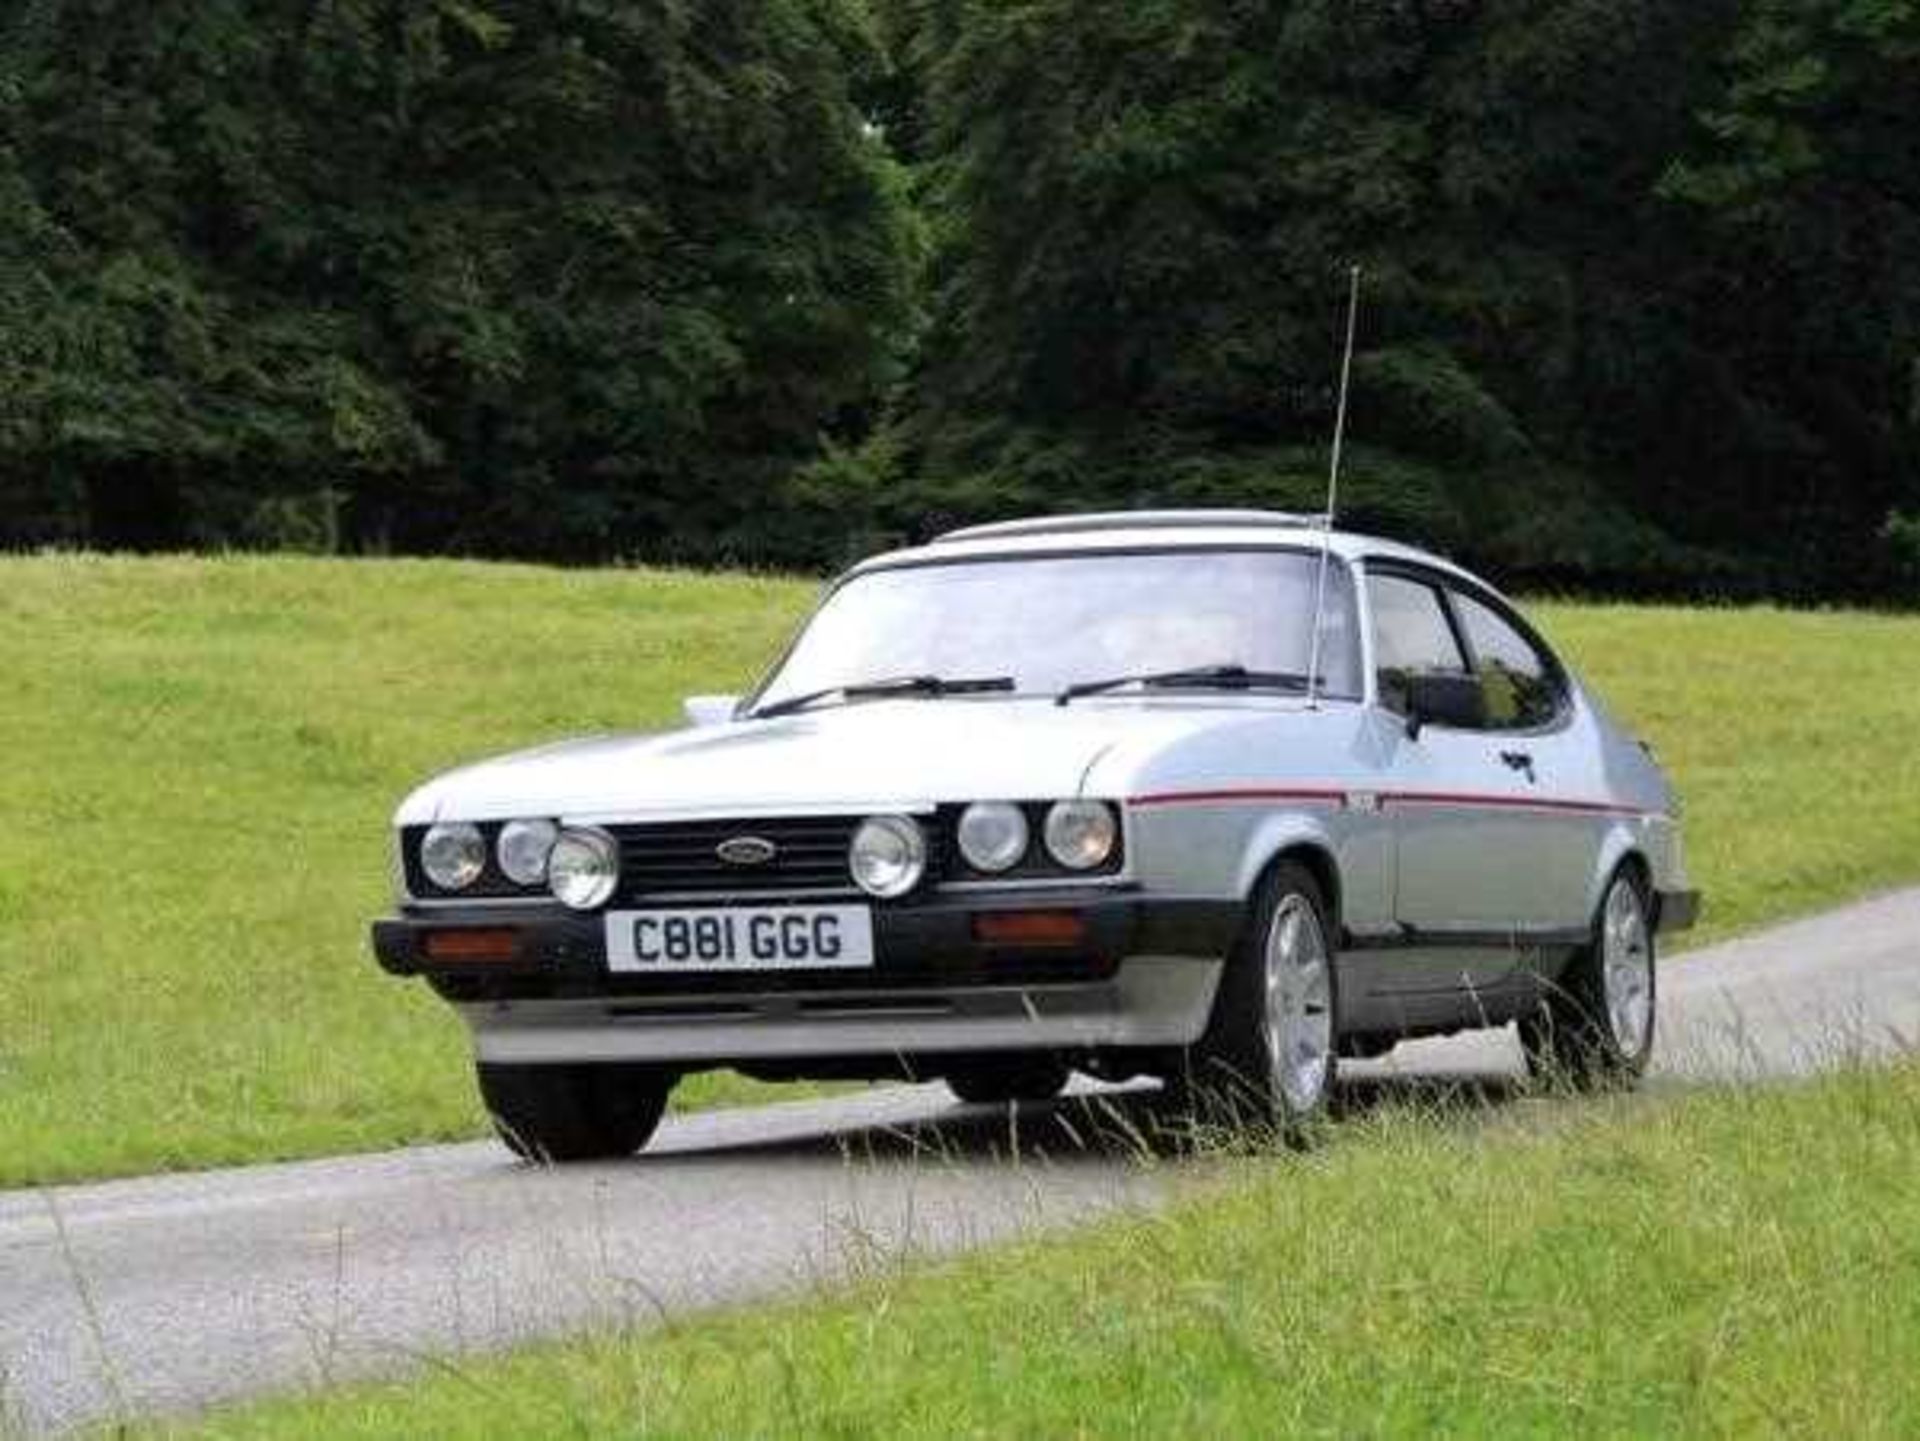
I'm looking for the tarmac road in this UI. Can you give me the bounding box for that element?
[4,888,1918,1435]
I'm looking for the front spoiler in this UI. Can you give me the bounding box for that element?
[458,957,1226,1065]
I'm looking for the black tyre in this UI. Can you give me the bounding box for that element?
[1519,867,1657,1089]
[476,1062,674,1163]
[1167,860,1339,1139]
[945,1057,1071,1106]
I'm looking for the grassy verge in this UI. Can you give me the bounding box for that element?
[1533,601,1920,943]
[168,1061,1920,1438]
[4,557,1920,1187]
[0,555,814,1187]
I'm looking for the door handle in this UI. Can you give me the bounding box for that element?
[1499,750,1537,784]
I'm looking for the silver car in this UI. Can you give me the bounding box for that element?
[371,511,1698,1159]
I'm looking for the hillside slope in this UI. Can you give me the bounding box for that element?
[4,555,1918,1186]
[1,556,812,1186]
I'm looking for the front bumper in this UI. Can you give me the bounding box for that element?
[372,891,1238,989]
[371,891,1239,1065]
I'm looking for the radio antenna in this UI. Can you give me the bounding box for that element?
[1306,264,1362,710]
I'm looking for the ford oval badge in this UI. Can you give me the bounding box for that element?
[716,835,778,867]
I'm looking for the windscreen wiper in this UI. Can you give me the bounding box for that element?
[751,674,1016,721]
[1056,663,1310,707]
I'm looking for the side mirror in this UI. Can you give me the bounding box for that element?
[1404,672,1486,738]
[682,694,742,728]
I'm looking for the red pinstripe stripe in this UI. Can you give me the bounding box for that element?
[1128,787,1652,819]
[1130,788,1351,809]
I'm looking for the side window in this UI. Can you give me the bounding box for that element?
[1369,574,1467,715]
[1302,560,1363,701]
[1452,591,1563,730]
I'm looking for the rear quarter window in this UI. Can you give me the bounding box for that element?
[1452,591,1564,730]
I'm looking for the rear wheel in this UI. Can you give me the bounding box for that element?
[1520,868,1656,1088]
[1169,861,1338,1140]
[945,1057,1071,1106]
[476,1062,674,1163]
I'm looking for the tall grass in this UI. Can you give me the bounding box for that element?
[170,1061,1920,1438]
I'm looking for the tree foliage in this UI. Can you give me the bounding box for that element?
[1658,0,1920,589]
[0,0,917,557]
[2,0,1917,599]
[887,0,1919,597]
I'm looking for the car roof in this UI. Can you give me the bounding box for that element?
[848,510,1481,587]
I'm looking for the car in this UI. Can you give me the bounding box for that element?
[370,509,1698,1160]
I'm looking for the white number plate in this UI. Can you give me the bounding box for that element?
[605,905,875,973]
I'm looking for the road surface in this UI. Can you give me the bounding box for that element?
[4,889,1917,1435]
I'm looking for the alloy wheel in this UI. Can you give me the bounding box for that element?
[1601,878,1654,1061]
[1262,893,1334,1115]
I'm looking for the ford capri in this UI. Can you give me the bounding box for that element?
[370,511,1698,1160]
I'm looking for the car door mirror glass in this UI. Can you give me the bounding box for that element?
[683,694,742,727]
[1404,671,1487,737]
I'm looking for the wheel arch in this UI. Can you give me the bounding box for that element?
[1197,835,1344,1129]
[1587,822,1653,925]
[1246,837,1344,939]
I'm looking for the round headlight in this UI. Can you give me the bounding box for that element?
[421,822,486,891]
[497,819,559,887]
[1043,801,1118,871]
[849,815,927,899]
[957,802,1030,874]
[547,827,620,911]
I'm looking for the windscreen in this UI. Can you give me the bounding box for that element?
[755,549,1362,708]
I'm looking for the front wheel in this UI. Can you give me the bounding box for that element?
[1170,861,1338,1140]
[477,1062,674,1163]
[1520,868,1657,1088]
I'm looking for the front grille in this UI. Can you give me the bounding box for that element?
[610,816,868,900]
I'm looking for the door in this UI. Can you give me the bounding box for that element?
[1368,570,1592,936]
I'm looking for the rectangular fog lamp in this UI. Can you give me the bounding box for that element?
[971,911,1088,947]
[422,928,522,964]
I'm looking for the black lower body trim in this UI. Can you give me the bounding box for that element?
[1342,924,1590,953]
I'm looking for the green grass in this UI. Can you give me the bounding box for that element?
[5,557,1920,1188]
[0,555,816,1187]
[166,1061,1920,1439]
[1532,601,1920,943]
